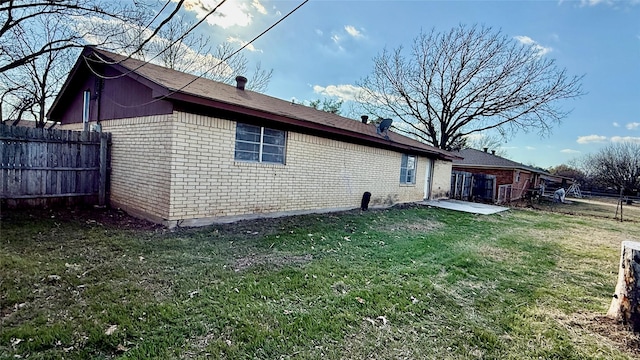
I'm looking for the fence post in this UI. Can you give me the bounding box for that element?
[98,133,108,207]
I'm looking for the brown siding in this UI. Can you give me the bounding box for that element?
[55,67,173,125]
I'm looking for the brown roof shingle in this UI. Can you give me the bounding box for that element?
[87,47,457,161]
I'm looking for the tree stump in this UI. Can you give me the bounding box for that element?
[607,241,640,331]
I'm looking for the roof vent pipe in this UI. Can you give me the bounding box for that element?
[361,115,369,124]
[235,76,247,90]
[483,147,488,152]
[491,150,496,155]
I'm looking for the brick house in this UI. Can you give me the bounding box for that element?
[451,148,547,203]
[48,46,457,227]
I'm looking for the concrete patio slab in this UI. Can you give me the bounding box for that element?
[421,199,509,215]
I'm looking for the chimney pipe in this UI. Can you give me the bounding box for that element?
[361,115,369,124]
[491,150,496,155]
[483,147,488,153]
[235,76,247,90]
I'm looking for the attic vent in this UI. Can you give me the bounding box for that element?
[235,76,247,90]
[361,115,368,124]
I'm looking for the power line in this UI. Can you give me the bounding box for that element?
[98,0,310,109]
[85,0,227,79]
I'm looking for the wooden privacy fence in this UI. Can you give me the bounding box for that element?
[0,124,111,206]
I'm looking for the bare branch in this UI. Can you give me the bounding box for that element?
[357,24,584,150]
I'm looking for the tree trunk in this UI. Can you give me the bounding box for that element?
[607,241,640,331]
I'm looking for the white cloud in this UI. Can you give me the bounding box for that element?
[525,146,536,150]
[331,34,341,44]
[72,16,235,77]
[561,149,581,154]
[577,134,608,144]
[227,36,261,52]
[313,84,365,102]
[344,25,364,39]
[315,29,323,36]
[514,35,552,56]
[613,122,620,127]
[611,136,640,144]
[252,0,267,14]
[580,0,612,6]
[179,0,264,29]
[626,122,640,130]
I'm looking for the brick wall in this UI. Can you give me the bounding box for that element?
[65,112,452,226]
[61,115,174,222]
[431,159,452,199]
[452,166,534,201]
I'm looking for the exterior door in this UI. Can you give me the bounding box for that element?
[424,158,433,199]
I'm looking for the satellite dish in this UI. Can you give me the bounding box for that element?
[376,118,393,140]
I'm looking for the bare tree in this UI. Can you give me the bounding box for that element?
[581,142,640,195]
[357,24,584,150]
[308,98,343,114]
[0,0,172,74]
[2,14,76,127]
[96,18,273,92]
[463,133,507,157]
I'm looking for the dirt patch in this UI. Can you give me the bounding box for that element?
[1,205,162,231]
[233,253,313,272]
[378,219,442,233]
[553,311,640,357]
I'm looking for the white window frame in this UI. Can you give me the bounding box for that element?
[400,154,417,185]
[234,123,286,164]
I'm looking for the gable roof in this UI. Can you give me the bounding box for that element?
[49,46,458,161]
[452,148,546,174]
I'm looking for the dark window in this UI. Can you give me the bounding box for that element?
[235,123,286,164]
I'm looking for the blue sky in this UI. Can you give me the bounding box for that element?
[174,0,639,169]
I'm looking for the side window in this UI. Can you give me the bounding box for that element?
[234,123,286,164]
[400,154,417,184]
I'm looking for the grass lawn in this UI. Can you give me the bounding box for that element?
[2,201,640,359]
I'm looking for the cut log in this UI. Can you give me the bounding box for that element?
[607,241,640,331]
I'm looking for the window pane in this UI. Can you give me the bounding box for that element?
[400,168,408,183]
[235,141,259,152]
[262,153,284,163]
[401,154,408,167]
[407,156,416,170]
[262,144,284,156]
[234,150,259,161]
[263,129,285,145]
[236,123,261,142]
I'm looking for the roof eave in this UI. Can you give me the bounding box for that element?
[167,91,455,160]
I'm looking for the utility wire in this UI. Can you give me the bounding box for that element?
[85,0,227,78]
[141,0,174,33]
[99,0,310,109]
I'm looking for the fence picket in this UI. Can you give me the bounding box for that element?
[0,124,111,205]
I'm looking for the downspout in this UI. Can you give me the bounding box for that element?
[95,78,103,131]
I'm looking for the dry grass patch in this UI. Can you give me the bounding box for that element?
[376,218,442,233]
[536,308,640,358]
[232,252,313,272]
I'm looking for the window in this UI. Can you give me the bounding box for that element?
[400,154,417,184]
[82,90,91,123]
[234,123,286,164]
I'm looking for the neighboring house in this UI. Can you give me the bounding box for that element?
[451,148,550,203]
[47,46,457,227]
